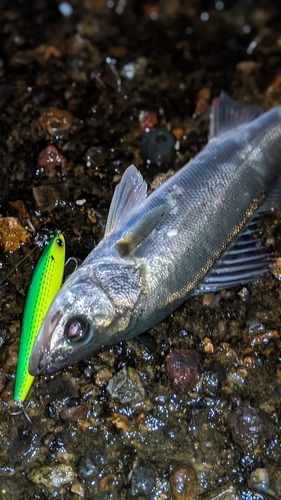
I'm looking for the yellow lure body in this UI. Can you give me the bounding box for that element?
[14,233,65,403]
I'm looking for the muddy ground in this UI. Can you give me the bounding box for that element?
[0,0,281,499]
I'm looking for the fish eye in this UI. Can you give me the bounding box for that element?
[66,316,90,343]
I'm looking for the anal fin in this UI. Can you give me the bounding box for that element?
[195,230,272,295]
[193,181,281,295]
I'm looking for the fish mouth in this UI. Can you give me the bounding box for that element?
[30,348,72,375]
[28,308,63,376]
[29,340,50,376]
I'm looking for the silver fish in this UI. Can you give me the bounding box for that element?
[29,93,281,375]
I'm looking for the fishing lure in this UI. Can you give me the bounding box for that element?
[14,233,65,405]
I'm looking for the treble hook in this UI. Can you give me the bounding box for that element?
[10,400,33,429]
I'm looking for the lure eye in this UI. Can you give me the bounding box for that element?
[66,316,90,343]
[56,237,64,247]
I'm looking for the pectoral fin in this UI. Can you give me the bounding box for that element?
[115,202,170,256]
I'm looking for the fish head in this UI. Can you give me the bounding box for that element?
[29,261,142,375]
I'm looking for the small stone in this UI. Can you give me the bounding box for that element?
[32,185,56,212]
[139,110,158,132]
[107,367,146,406]
[70,482,85,498]
[37,145,66,169]
[228,403,275,452]
[121,57,148,80]
[130,460,156,497]
[203,336,214,354]
[32,184,69,213]
[60,404,91,422]
[77,420,91,432]
[95,366,113,386]
[76,199,86,206]
[38,107,73,137]
[169,466,197,500]
[140,128,176,170]
[247,468,269,493]
[110,412,131,431]
[201,361,226,398]
[28,464,75,490]
[84,145,107,168]
[165,349,202,395]
[100,473,119,491]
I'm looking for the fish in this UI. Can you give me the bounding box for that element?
[14,233,65,404]
[29,92,281,376]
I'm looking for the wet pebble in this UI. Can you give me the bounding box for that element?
[37,145,66,169]
[32,184,69,213]
[140,128,176,169]
[59,403,91,422]
[28,464,75,490]
[169,465,197,500]
[227,403,275,452]
[121,56,148,80]
[78,444,107,480]
[95,366,113,386]
[84,145,108,169]
[110,412,131,431]
[32,185,57,212]
[38,107,73,137]
[100,473,119,492]
[70,482,85,498]
[203,484,240,499]
[201,361,226,398]
[247,468,270,493]
[165,349,202,394]
[130,460,156,497]
[106,366,146,406]
[139,110,158,132]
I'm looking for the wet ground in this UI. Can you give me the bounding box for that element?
[1,0,281,498]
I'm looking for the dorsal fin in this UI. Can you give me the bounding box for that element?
[209,92,263,140]
[105,165,147,234]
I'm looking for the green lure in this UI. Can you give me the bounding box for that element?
[14,233,66,404]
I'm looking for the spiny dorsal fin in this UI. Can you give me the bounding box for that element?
[105,165,147,234]
[209,92,263,140]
